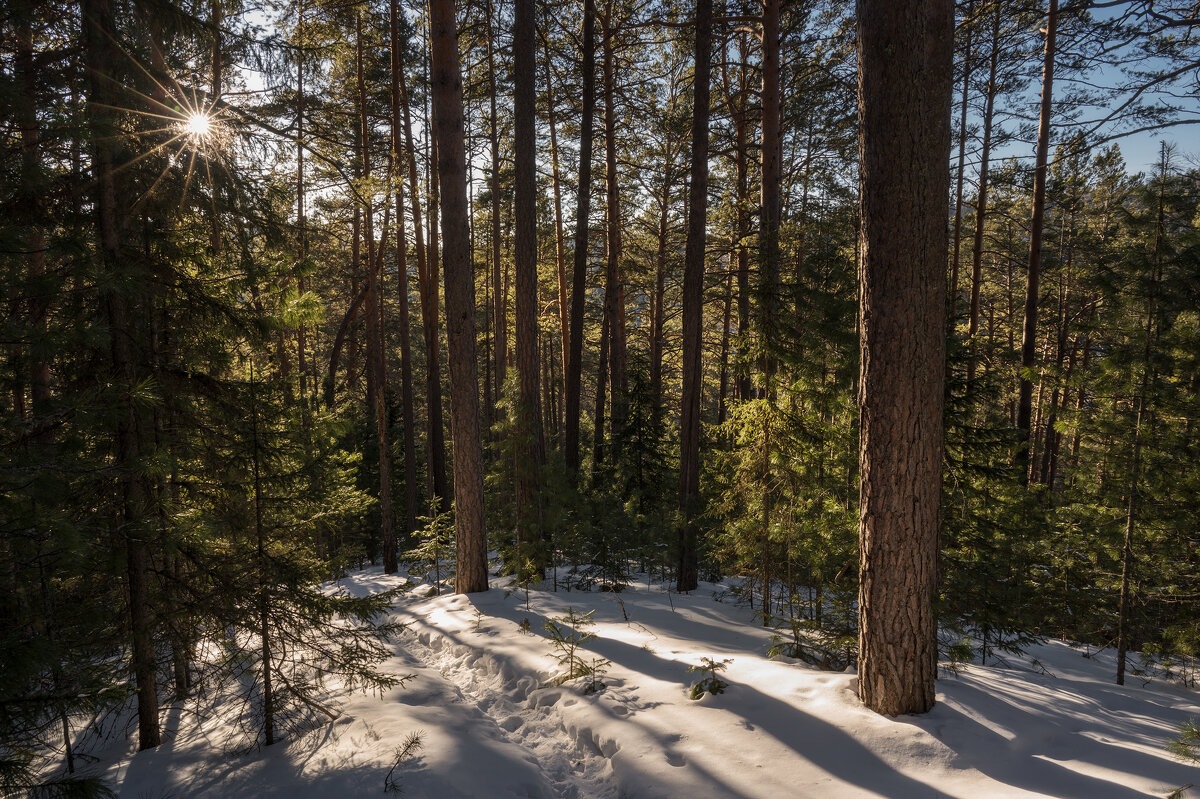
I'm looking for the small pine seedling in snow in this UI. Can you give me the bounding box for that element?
[688,657,732,700]
[545,608,600,686]
[1166,719,1200,799]
[383,730,425,795]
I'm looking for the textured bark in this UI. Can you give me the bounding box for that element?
[592,312,609,472]
[429,0,488,593]
[1016,0,1057,485]
[513,0,545,571]
[677,0,711,593]
[85,0,161,748]
[296,0,309,401]
[564,0,596,475]
[731,33,752,402]
[391,0,419,536]
[718,266,732,425]
[855,0,952,717]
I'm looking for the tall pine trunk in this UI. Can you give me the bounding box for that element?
[1016,0,1057,484]
[85,0,161,749]
[677,0,711,593]
[429,0,488,593]
[564,0,596,476]
[513,0,545,573]
[602,4,627,459]
[855,0,952,717]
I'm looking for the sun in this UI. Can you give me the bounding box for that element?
[183,112,213,138]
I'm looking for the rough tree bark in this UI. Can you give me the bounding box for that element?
[855,0,952,717]
[429,0,488,593]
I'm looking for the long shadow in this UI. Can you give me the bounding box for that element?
[581,632,948,798]
[418,591,1196,798]
[471,585,777,658]
[911,672,1200,798]
[399,614,767,798]
[401,603,946,797]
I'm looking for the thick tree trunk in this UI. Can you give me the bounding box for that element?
[718,266,733,425]
[677,0,711,593]
[592,312,609,473]
[855,0,952,717]
[1016,0,1057,485]
[513,0,545,573]
[429,0,488,593]
[85,0,161,749]
[564,0,596,476]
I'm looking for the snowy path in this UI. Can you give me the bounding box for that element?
[103,567,1200,798]
[399,598,619,799]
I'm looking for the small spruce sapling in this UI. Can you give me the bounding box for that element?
[404,499,455,594]
[1166,719,1199,799]
[688,657,732,700]
[383,730,425,795]
[544,608,601,686]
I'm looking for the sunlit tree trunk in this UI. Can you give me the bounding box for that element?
[429,0,488,592]
[855,0,952,717]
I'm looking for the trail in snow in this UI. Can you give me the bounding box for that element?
[97,567,1200,799]
[400,603,619,799]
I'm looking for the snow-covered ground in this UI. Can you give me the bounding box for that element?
[104,567,1200,798]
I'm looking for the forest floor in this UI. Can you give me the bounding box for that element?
[103,566,1200,798]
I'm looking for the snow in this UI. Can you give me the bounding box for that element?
[101,566,1200,798]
